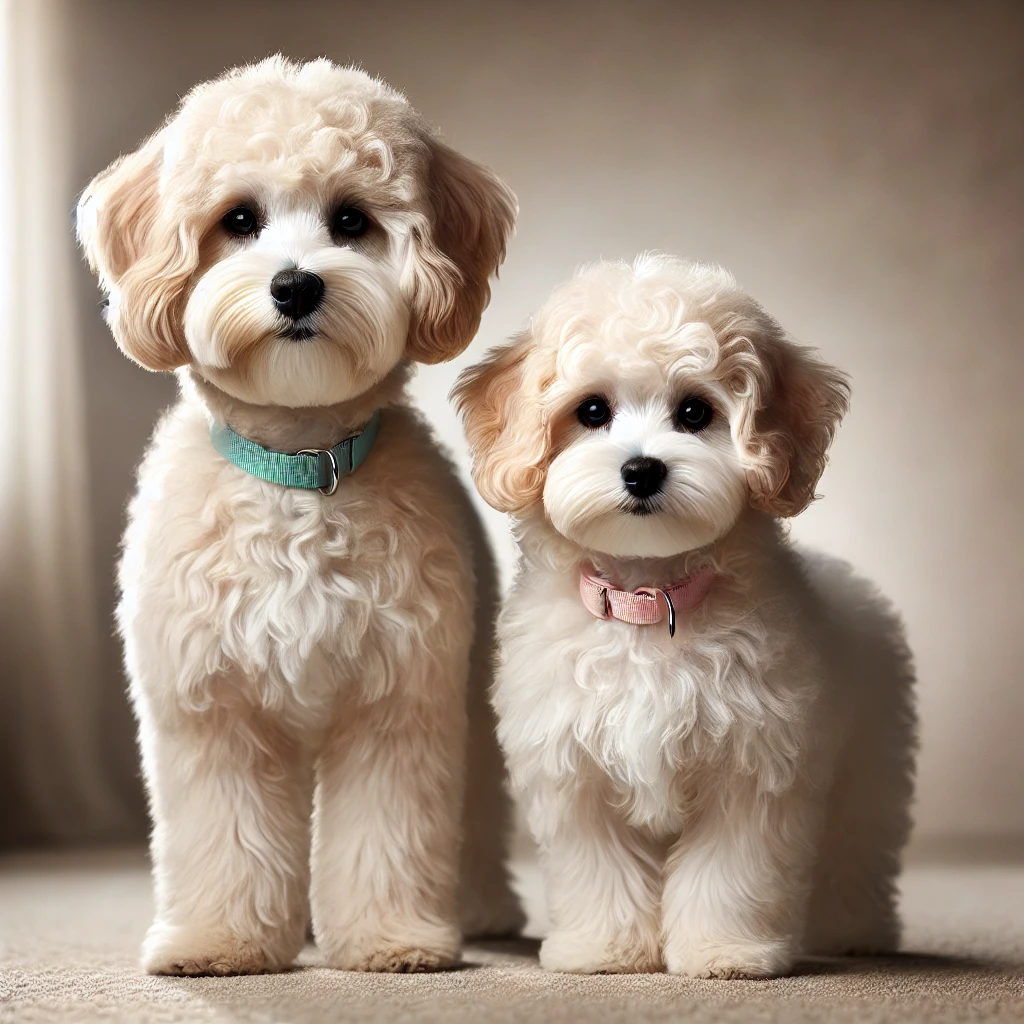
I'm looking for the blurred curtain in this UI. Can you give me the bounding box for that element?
[0,0,131,846]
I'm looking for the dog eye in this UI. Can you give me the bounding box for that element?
[576,397,612,429]
[332,207,369,239]
[676,397,713,432]
[222,206,260,237]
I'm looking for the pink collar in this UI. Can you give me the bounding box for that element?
[579,565,717,638]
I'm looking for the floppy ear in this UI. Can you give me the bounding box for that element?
[76,131,195,371]
[405,138,517,364]
[739,337,851,517]
[452,329,553,514]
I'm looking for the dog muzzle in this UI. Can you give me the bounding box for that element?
[579,566,717,638]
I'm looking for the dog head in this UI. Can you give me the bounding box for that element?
[454,255,850,558]
[77,56,516,407]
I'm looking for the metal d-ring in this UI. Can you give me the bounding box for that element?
[296,447,341,496]
[600,587,611,619]
[659,589,677,638]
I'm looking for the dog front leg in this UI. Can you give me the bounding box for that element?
[310,691,465,972]
[661,777,821,979]
[139,698,314,975]
[529,778,663,974]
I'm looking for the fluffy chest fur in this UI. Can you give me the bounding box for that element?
[119,397,473,722]
[494,558,818,836]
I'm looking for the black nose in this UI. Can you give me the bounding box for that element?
[621,457,667,499]
[270,269,324,320]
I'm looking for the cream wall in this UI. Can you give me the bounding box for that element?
[67,0,1023,845]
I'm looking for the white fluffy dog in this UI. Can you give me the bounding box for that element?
[76,56,523,975]
[454,255,916,979]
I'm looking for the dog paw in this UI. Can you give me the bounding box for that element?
[540,930,662,974]
[319,922,461,973]
[666,939,793,979]
[342,944,458,973]
[326,940,460,973]
[142,924,287,976]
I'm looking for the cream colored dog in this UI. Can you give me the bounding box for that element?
[454,255,916,978]
[77,56,522,975]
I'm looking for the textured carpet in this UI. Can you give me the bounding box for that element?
[1,849,1023,1023]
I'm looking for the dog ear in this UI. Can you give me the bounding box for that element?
[76,131,195,372]
[405,138,517,365]
[452,328,553,514]
[739,337,851,517]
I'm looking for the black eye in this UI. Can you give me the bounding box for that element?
[676,396,713,432]
[222,206,260,237]
[332,206,369,238]
[576,397,612,429]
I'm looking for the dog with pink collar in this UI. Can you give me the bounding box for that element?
[454,254,916,979]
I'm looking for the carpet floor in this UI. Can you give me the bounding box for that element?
[1,848,1022,1023]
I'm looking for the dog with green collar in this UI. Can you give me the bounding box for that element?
[77,57,522,977]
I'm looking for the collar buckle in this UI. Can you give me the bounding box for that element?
[296,446,342,495]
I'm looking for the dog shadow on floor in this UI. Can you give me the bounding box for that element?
[463,936,542,969]
[468,937,542,955]
[770,951,995,980]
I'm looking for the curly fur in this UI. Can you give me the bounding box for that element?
[454,255,916,978]
[78,55,516,392]
[77,56,522,976]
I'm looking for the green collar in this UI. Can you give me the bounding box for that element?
[210,409,382,495]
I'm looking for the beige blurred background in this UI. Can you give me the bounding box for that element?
[1,0,1021,852]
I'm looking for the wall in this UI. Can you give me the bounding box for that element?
[66,0,1024,846]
